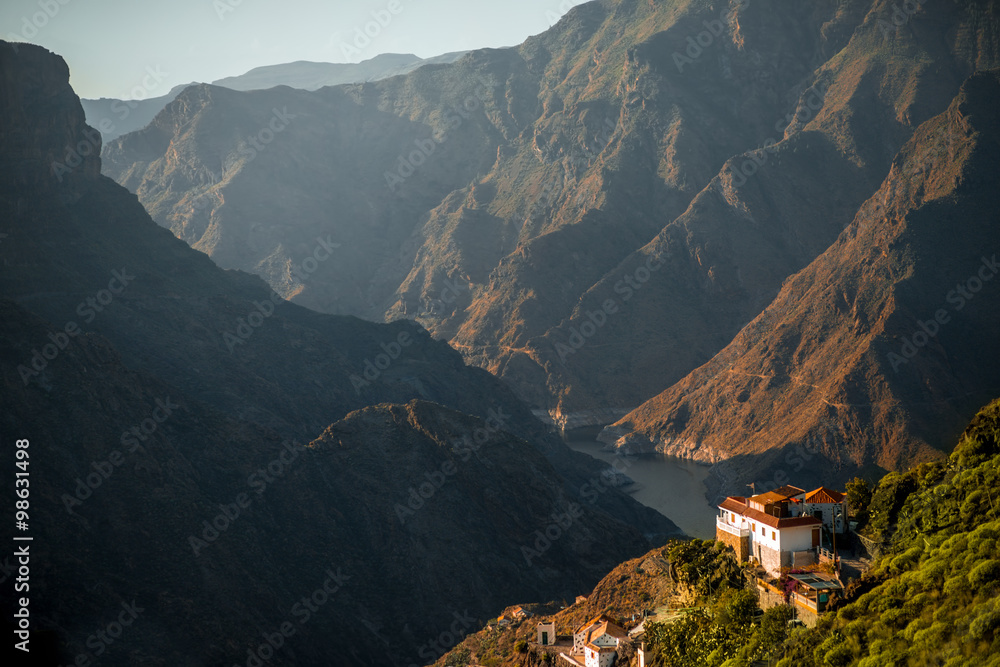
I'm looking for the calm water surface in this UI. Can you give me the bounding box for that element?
[563,426,718,539]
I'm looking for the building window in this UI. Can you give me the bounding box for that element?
[761,526,765,536]
[771,530,776,540]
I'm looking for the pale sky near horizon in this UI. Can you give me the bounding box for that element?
[1,0,585,99]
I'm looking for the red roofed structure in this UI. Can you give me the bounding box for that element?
[716,483,848,576]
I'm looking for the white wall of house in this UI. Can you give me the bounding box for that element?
[747,519,781,552]
[537,622,556,646]
[778,524,818,552]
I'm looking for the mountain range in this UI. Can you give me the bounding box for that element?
[102,0,1000,495]
[3,0,1000,662]
[0,39,677,666]
[80,52,469,142]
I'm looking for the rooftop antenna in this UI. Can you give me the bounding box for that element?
[747,482,756,496]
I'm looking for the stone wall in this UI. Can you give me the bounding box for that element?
[716,527,749,561]
[759,544,782,576]
[793,550,817,568]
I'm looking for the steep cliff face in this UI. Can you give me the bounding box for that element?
[101,0,1000,433]
[0,41,679,666]
[602,69,1000,495]
[0,43,102,185]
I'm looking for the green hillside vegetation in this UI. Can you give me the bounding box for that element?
[641,541,795,667]
[778,397,1000,666]
[435,397,1000,667]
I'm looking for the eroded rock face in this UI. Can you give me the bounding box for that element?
[0,40,679,666]
[102,0,999,439]
[605,70,1000,497]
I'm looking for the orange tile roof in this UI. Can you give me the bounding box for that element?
[750,491,790,504]
[588,620,628,642]
[719,497,822,529]
[804,487,845,504]
[575,613,616,635]
[749,486,806,504]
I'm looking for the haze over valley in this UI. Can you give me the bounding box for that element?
[2,1,999,665]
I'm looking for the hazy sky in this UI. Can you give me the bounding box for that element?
[2,0,583,99]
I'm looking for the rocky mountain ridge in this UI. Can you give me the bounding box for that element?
[96,0,1000,500]
[0,40,679,667]
[602,68,1000,496]
[102,0,1000,469]
[81,51,469,142]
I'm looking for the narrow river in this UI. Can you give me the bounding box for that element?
[563,426,718,539]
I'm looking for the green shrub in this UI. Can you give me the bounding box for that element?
[823,643,853,666]
[943,573,971,598]
[969,560,1000,588]
[880,607,910,629]
[969,610,1000,641]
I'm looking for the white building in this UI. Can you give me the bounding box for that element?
[798,487,849,533]
[716,485,831,577]
[537,621,556,646]
[572,615,628,666]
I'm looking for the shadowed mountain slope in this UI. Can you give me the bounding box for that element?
[0,41,679,667]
